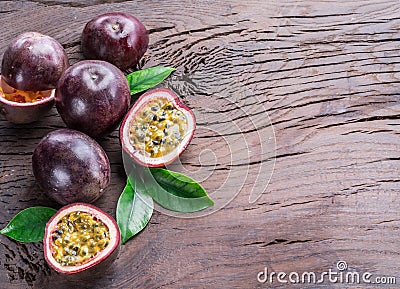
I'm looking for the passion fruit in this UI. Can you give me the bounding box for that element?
[55,60,130,138]
[44,203,120,275]
[81,12,149,69]
[0,32,68,123]
[120,88,195,167]
[32,129,110,205]
[1,32,69,91]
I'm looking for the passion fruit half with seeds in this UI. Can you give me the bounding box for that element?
[32,129,110,205]
[44,203,120,275]
[120,88,196,167]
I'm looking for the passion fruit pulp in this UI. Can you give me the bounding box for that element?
[55,60,130,138]
[44,203,120,275]
[0,76,52,103]
[120,88,195,167]
[32,129,110,205]
[81,12,149,69]
[0,76,55,124]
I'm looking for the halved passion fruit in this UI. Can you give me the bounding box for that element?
[120,88,196,167]
[44,203,120,275]
[0,76,55,124]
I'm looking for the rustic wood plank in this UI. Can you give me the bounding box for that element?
[0,0,399,288]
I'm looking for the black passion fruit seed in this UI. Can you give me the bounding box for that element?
[129,98,188,158]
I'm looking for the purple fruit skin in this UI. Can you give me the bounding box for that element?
[1,32,69,91]
[32,129,110,205]
[55,60,130,138]
[81,12,149,69]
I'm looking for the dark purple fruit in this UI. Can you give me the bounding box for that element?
[1,32,69,91]
[81,12,149,69]
[55,60,130,138]
[44,203,120,276]
[32,129,110,205]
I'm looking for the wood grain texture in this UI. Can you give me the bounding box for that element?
[0,0,399,288]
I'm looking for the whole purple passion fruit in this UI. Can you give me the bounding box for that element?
[120,88,196,167]
[55,60,130,138]
[1,32,69,91]
[44,203,120,275]
[32,129,110,205]
[81,12,149,69]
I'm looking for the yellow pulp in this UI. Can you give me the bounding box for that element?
[129,99,188,158]
[0,86,47,103]
[51,211,110,266]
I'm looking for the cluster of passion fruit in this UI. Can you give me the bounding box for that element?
[0,12,196,277]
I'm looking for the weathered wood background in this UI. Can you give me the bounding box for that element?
[1,0,399,288]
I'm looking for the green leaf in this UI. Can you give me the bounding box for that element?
[117,180,154,244]
[130,168,214,213]
[0,207,57,242]
[126,66,176,95]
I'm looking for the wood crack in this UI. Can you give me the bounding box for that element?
[271,12,357,19]
[319,114,400,129]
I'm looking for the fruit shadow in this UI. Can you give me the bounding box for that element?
[41,265,119,289]
[0,107,65,149]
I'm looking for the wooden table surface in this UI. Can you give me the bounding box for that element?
[1,0,399,288]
